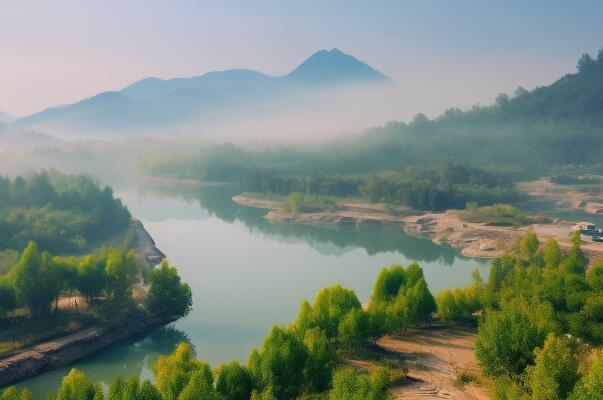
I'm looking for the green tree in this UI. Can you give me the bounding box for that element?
[337,309,369,354]
[108,376,162,400]
[543,238,562,269]
[247,326,307,400]
[214,361,253,400]
[146,260,192,319]
[587,260,603,291]
[520,230,539,258]
[0,387,31,400]
[286,192,303,213]
[403,278,436,325]
[50,369,103,400]
[310,285,361,338]
[0,284,17,317]
[475,308,545,377]
[371,265,406,303]
[13,242,62,318]
[570,350,603,400]
[526,334,580,400]
[76,255,107,305]
[104,250,138,304]
[303,327,336,392]
[329,367,389,400]
[153,342,212,400]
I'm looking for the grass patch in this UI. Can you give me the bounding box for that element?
[284,192,340,213]
[453,371,479,387]
[460,202,551,227]
[0,311,98,356]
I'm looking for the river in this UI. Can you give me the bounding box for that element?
[16,183,488,398]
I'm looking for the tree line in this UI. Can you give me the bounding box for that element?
[0,171,131,253]
[0,241,192,325]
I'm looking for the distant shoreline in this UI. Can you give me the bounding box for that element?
[232,193,603,264]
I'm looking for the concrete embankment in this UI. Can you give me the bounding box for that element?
[0,312,175,388]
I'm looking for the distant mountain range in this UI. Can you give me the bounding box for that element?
[11,49,388,137]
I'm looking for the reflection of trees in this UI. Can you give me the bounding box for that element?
[20,325,192,399]
[140,183,470,266]
[79,324,193,383]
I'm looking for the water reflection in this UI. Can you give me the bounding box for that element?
[134,182,468,266]
[16,325,191,398]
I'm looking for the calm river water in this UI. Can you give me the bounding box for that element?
[17,183,488,398]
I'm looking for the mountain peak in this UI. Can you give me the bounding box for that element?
[285,48,388,84]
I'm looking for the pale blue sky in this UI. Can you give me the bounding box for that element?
[2,0,602,117]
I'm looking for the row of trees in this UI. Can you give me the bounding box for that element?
[0,242,192,321]
[0,171,131,252]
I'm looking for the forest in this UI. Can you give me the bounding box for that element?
[0,171,131,253]
[3,231,602,399]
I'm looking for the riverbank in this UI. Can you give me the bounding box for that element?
[131,217,166,269]
[0,311,175,388]
[233,194,603,263]
[0,219,169,388]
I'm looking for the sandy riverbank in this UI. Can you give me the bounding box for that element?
[232,194,603,263]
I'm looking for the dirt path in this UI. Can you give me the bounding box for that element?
[379,327,490,400]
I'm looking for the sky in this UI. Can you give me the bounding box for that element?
[1,0,603,119]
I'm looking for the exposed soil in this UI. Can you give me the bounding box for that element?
[518,178,603,215]
[381,326,490,400]
[233,194,603,264]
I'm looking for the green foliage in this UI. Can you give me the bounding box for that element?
[475,308,545,377]
[587,260,603,291]
[368,263,435,334]
[153,342,213,400]
[525,333,580,400]
[108,376,162,400]
[570,350,603,400]
[248,326,307,400]
[214,361,253,400]
[329,367,389,400]
[302,327,336,392]
[283,192,339,213]
[293,285,362,339]
[337,308,369,354]
[0,283,17,316]
[544,238,562,269]
[0,171,130,253]
[13,242,62,318]
[146,260,192,319]
[519,230,539,258]
[50,369,103,400]
[460,203,546,227]
[0,387,31,400]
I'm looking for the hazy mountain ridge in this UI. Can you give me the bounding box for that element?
[0,110,16,124]
[12,49,388,137]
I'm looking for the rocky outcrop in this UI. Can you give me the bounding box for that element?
[0,312,175,388]
[131,218,166,270]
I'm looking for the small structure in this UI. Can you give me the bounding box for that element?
[573,222,597,232]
